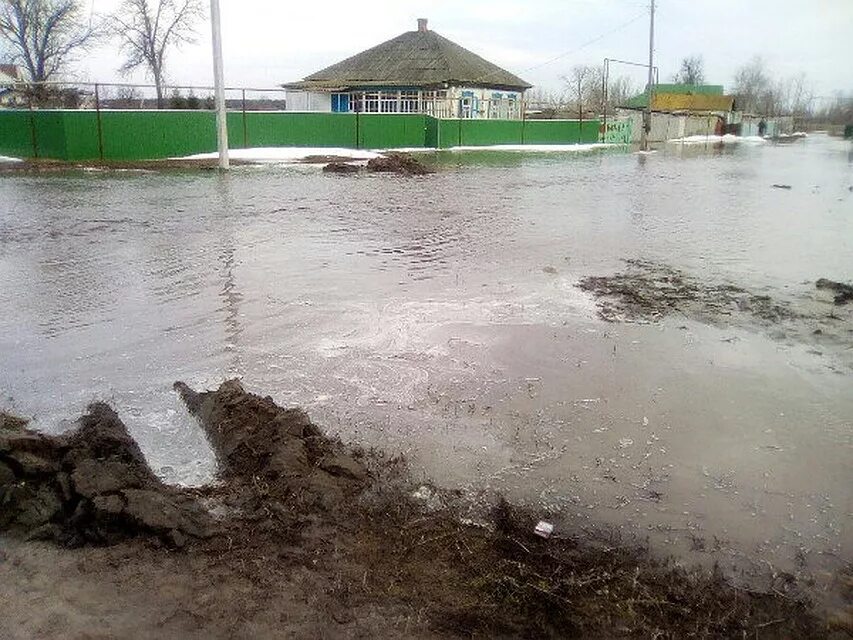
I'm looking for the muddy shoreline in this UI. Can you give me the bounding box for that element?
[2,380,848,638]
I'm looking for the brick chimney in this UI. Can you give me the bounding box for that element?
[417,18,428,32]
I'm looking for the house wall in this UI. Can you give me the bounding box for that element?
[284,91,332,112]
[287,87,524,119]
[616,109,722,142]
[733,115,794,137]
[0,109,603,160]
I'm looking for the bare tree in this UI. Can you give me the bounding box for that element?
[110,0,204,108]
[608,75,636,108]
[733,56,772,113]
[526,87,569,116]
[568,65,592,120]
[782,72,813,117]
[672,55,705,85]
[559,65,637,118]
[0,0,95,84]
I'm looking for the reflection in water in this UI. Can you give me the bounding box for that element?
[0,136,851,602]
[214,174,244,376]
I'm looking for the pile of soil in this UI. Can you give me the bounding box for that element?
[1,381,845,638]
[322,153,434,176]
[366,152,434,175]
[0,404,210,547]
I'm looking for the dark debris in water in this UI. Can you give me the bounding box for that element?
[577,259,798,325]
[816,278,853,305]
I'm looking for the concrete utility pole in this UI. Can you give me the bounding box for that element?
[641,0,656,151]
[210,0,229,169]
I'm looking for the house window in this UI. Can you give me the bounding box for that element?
[331,93,350,112]
[490,92,503,119]
[400,91,419,113]
[362,92,380,113]
[380,91,398,113]
[423,90,449,117]
[460,90,475,118]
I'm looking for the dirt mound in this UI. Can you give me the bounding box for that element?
[174,379,367,511]
[0,404,211,546]
[366,152,433,175]
[321,153,434,176]
[322,161,361,174]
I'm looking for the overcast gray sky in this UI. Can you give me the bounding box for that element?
[80,0,852,101]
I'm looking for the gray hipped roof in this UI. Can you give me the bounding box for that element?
[283,25,531,92]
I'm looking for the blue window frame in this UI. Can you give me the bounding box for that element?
[331,93,350,112]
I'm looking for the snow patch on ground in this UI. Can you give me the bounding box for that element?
[175,144,614,163]
[667,134,768,145]
[0,155,22,162]
[447,143,611,153]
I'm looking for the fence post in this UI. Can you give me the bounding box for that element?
[457,99,462,146]
[241,89,248,148]
[95,83,105,161]
[355,110,360,149]
[27,90,38,159]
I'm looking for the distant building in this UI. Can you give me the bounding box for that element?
[282,19,531,119]
[0,64,24,106]
[621,84,734,113]
[616,83,793,141]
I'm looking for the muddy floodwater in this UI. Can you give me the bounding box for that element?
[2,136,852,602]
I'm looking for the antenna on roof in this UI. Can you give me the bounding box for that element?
[417,18,428,32]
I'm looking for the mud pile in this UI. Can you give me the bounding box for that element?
[0,404,211,546]
[174,379,367,511]
[322,153,434,176]
[365,153,433,175]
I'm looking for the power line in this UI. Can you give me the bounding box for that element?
[520,12,647,74]
[468,11,647,87]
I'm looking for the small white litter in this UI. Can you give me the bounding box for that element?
[534,521,554,539]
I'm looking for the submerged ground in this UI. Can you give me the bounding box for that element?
[1,136,851,634]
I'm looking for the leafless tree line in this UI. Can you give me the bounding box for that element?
[527,66,636,118]
[0,0,203,107]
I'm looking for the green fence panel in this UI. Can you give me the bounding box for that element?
[244,112,357,148]
[59,111,101,160]
[523,119,601,145]
[100,110,217,160]
[580,120,600,143]
[437,119,460,148]
[459,119,523,146]
[357,114,427,149]
[0,110,36,158]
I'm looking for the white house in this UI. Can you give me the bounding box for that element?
[282,19,531,119]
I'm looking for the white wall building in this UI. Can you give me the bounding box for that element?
[283,19,530,119]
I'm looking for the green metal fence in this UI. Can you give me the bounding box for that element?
[0,110,604,161]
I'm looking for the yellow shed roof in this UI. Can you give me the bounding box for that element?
[651,93,735,112]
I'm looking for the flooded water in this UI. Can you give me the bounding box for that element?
[2,136,852,600]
